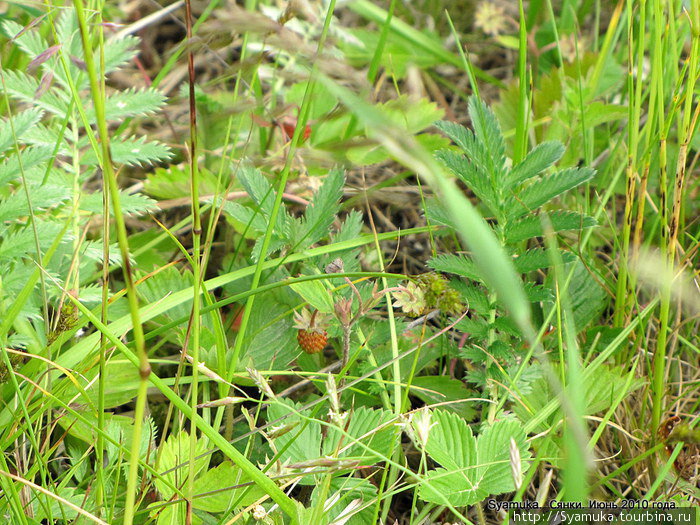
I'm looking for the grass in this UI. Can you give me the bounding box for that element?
[0,0,698,523]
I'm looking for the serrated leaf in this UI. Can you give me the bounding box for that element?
[0,222,64,261]
[435,149,499,215]
[0,145,53,185]
[0,108,44,154]
[155,431,209,501]
[428,253,481,282]
[468,96,507,177]
[323,407,395,463]
[1,19,49,59]
[435,118,504,201]
[81,136,172,167]
[455,316,490,338]
[523,282,555,303]
[1,69,69,117]
[476,418,531,494]
[423,410,476,471]
[504,211,597,243]
[103,36,140,74]
[289,279,334,313]
[241,292,299,369]
[507,141,565,186]
[512,248,576,273]
[97,88,167,122]
[420,467,485,506]
[450,280,490,314]
[267,400,322,467]
[237,163,292,240]
[410,376,478,420]
[311,476,377,525]
[507,167,595,219]
[559,259,607,331]
[80,190,158,216]
[292,169,344,249]
[193,462,266,512]
[0,184,69,222]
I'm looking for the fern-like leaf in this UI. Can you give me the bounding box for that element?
[507,141,565,186]
[467,96,507,178]
[1,69,69,117]
[0,109,44,154]
[98,88,167,122]
[435,149,499,216]
[503,211,597,243]
[0,222,64,261]
[80,191,158,216]
[507,167,595,219]
[512,248,576,273]
[0,146,53,185]
[428,254,481,282]
[0,184,69,222]
[81,136,172,167]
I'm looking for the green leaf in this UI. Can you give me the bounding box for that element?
[507,141,565,186]
[193,462,266,512]
[435,149,499,215]
[559,259,607,332]
[0,145,53,185]
[450,280,490,315]
[310,476,377,525]
[507,167,596,219]
[467,96,507,179]
[504,211,597,243]
[80,190,158,216]
[1,20,49,58]
[292,169,344,249]
[267,400,322,466]
[423,409,476,471]
[98,88,168,121]
[523,282,555,303]
[428,253,481,282]
[0,222,64,261]
[421,467,484,506]
[289,278,334,313]
[1,69,70,117]
[238,163,291,239]
[476,418,531,494]
[0,184,69,222]
[512,248,576,273]
[323,406,395,463]
[241,292,299,370]
[410,376,478,420]
[81,135,172,167]
[155,431,210,501]
[0,108,43,154]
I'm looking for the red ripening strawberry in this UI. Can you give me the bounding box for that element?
[294,308,329,354]
[297,329,328,354]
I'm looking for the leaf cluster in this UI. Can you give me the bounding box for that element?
[427,96,598,391]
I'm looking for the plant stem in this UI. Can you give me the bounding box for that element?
[72,3,149,523]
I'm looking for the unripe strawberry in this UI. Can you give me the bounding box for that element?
[294,308,330,354]
[297,329,328,354]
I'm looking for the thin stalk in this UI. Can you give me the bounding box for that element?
[96,26,110,519]
[614,0,646,327]
[183,0,203,516]
[650,0,669,438]
[71,3,149,524]
[514,0,529,164]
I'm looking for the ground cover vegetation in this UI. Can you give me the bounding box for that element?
[0,0,698,523]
